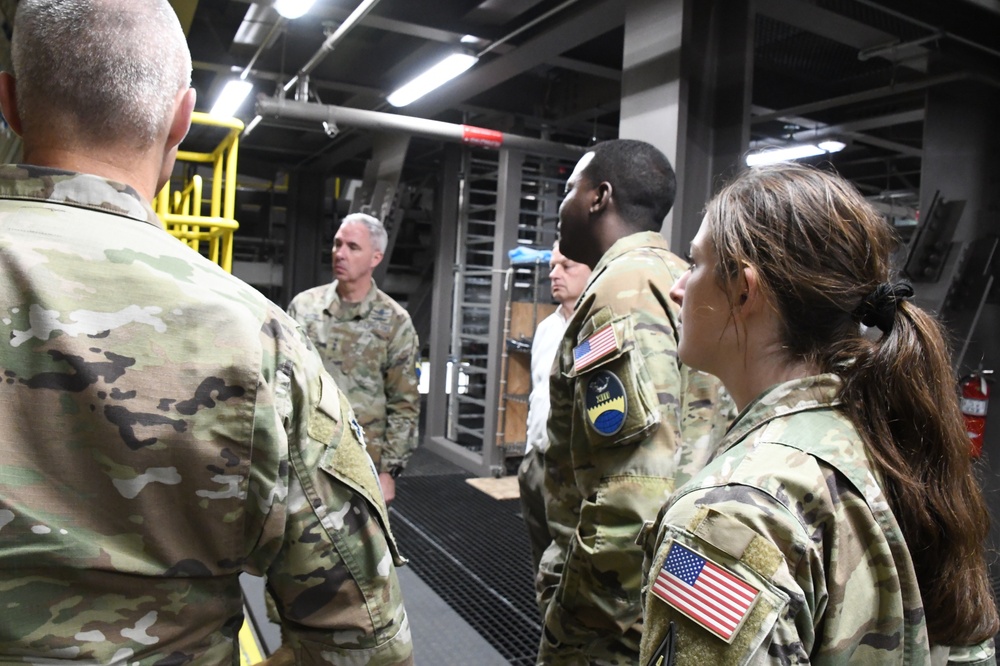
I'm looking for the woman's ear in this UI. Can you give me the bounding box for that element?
[736,264,761,313]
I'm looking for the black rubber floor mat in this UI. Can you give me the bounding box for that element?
[391,473,541,665]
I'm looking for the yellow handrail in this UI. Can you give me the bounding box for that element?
[154,112,243,273]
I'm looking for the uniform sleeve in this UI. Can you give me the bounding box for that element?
[379,316,421,472]
[675,368,735,486]
[536,347,579,611]
[286,293,303,324]
[641,474,911,665]
[640,489,805,666]
[251,314,413,665]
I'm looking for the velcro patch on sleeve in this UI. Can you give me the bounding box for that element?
[651,542,759,644]
[573,322,619,372]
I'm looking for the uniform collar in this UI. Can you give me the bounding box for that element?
[719,374,843,453]
[324,277,379,320]
[579,230,670,301]
[0,164,162,229]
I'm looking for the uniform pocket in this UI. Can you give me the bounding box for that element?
[312,376,404,566]
[569,316,661,449]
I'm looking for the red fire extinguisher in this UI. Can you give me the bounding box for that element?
[960,369,992,458]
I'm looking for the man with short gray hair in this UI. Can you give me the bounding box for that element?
[0,1,412,663]
[289,213,421,504]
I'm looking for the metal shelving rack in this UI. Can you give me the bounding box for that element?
[444,146,570,471]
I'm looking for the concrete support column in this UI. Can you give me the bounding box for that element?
[282,169,328,306]
[674,0,753,246]
[620,0,683,239]
[620,0,753,248]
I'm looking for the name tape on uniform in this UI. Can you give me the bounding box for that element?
[652,542,759,643]
[573,323,619,372]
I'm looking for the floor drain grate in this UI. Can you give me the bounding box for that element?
[392,473,540,665]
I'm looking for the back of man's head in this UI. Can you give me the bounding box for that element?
[11,0,191,150]
[582,139,676,232]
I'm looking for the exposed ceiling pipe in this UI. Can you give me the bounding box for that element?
[282,0,383,94]
[241,19,285,79]
[256,97,585,160]
[476,0,582,58]
[242,0,384,137]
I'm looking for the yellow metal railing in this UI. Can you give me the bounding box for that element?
[155,112,243,273]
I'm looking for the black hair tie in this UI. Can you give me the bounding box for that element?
[853,281,913,335]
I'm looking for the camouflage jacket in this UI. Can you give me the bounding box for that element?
[537,231,728,665]
[0,165,412,665]
[287,280,420,473]
[640,374,996,666]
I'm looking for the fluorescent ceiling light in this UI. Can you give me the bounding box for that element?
[818,140,846,153]
[274,0,316,19]
[210,79,253,118]
[745,140,846,166]
[387,53,479,107]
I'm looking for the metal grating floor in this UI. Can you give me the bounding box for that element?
[391,463,541,665]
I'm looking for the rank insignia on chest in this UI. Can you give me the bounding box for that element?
[652,542,759,643]
[573,323,619,372]
[585,370,627,436]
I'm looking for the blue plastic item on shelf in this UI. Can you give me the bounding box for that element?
[507,247,552,265]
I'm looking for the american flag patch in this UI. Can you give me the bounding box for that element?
[652,542,759,643]
[573,324,618,372]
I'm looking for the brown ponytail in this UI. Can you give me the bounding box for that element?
[705,163,998,645]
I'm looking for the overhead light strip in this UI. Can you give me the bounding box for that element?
[745,140,846,166]
[386,53,479,107]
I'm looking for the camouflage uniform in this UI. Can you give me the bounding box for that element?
[288,281,420,473]
[640,374,996,665]
[537,231,727,665]
[0,165,413,665]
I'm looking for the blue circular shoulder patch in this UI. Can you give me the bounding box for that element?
[585,370,627,436]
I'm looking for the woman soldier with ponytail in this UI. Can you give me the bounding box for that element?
[640,162,998,665]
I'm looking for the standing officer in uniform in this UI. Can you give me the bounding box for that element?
[536,139,727,665]
[641,163,997,664]
[518,241,591,575]
[288,213,420,504]
[0,1,412,663]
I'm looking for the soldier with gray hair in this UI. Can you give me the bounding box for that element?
[289,213,421,504]
[0,1,412,663]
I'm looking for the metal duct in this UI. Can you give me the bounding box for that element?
[256,97,586,160]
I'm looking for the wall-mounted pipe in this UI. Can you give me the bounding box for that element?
[255,97,587,160]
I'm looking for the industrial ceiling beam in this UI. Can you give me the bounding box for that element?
[756,0,930,72]
[406,0,625,119]
[750,71,982,125]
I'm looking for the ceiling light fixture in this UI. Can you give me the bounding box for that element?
[386,52,479,107]
[210,79,253,118]
[274,0,316,20]
[745,140,846,166]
